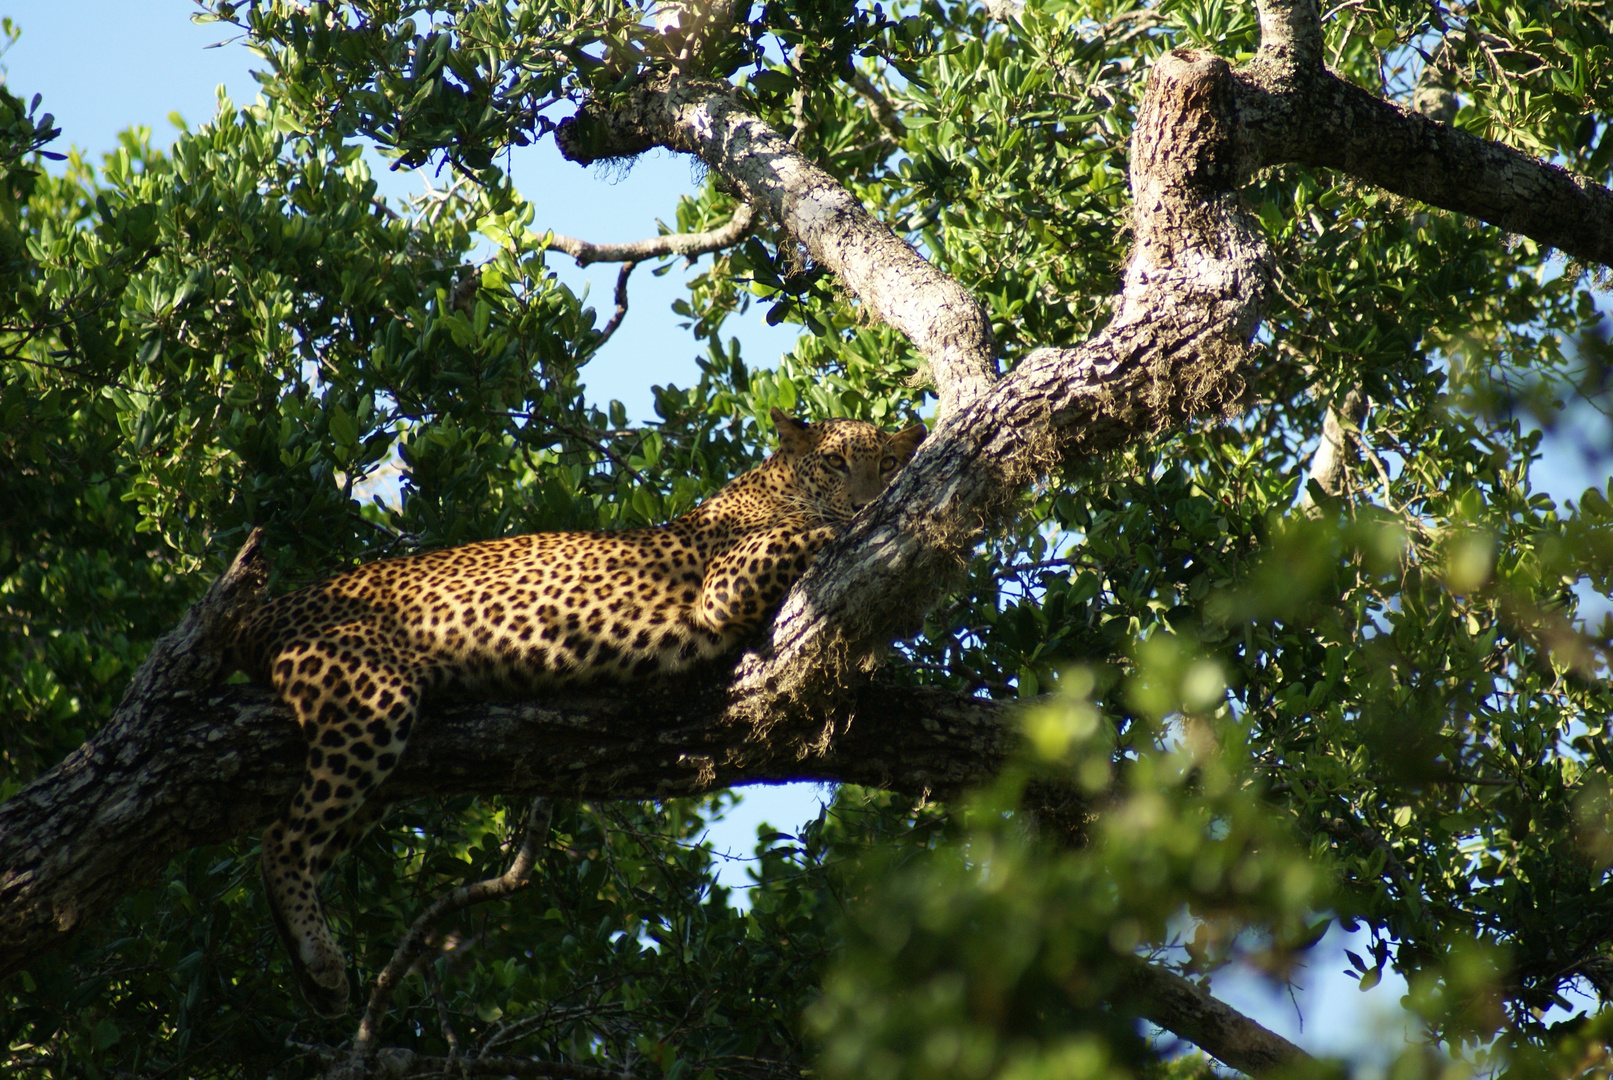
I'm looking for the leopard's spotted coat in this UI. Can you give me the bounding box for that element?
[233,409,926,1014]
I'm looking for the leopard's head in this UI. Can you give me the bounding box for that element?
[771,407,927,525]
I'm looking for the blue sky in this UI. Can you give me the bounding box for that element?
[13,1,1610,1069]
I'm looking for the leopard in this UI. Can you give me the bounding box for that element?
[231,407,926,1016]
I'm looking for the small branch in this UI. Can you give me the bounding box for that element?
[449,266,481,317]
[348,798,554,1073]
[592,261,637,351]
[1298,388,1367,507]
[422,963,464,1068]
[545,204,754,267]
[537,416,651,489]
[846,67,905,142]
[783,49,816,150]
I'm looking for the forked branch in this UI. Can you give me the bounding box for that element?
[345,798,555,1076]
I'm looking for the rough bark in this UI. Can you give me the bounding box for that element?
[0,531,269,974]
[1237,3,1613,266]
[717,49,1265,741]
[1120,961,1308,1074]
[0,655,1013,982]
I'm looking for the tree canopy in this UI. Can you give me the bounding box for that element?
[3,0,1613,1076]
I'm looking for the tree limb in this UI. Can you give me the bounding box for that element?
[0,529,269,971]
[556,78,1001,418]
[1119,960,1310,1074]
[372,1053,635,1080]
[0,638,1016,981]
[544,203,754,267]
[346,798,554,1077]
[724,50,1268,734]
[1298,387,1368,507]
[1239,4,1613,267]
[592,260,637,350]
[846,67,904,142]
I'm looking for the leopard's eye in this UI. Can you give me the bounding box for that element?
[880,455,899,472]
[824,453,848,470]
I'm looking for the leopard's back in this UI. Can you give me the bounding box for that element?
[236,524,734,696]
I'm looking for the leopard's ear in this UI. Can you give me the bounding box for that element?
[771,407,815,456]
[889,421,927,462]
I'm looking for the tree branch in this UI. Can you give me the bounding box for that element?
[553,57,1265,736]
[0,632,1016,982]
[1298,387,1367,507]
[724,50,1269,731]
[556,78,1000,417]
[374,1054,635,1080]
[592,260,637,351]
[0,528,268,970]
[1237,12,1613,267]
[544,203,754,267]
[346,798,554,1077]
[1252,0,1323,68]
[846,67,904,142]
[1119,959,1310,1074]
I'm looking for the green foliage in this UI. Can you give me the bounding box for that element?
[815,689,1327,1080]
[5,0,1613,1076]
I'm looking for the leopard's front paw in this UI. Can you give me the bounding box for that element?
[296,940,352,1018]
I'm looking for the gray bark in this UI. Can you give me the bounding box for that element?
[1237,3,1613,266]
[545,203,754,266]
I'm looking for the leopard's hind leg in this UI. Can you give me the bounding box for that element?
[261,629,422,1016]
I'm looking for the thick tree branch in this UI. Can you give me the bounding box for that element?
[556,78,1000,417]
[1238,6,1613,267]
[0,650,1014,981]
[1252,0,1323,68]
[0,529,268,972]
[1119,960,1310,1074]
[545,203,754,266]
[725,50,1269,733]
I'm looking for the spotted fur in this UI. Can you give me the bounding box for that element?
[233,408,925,1015]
